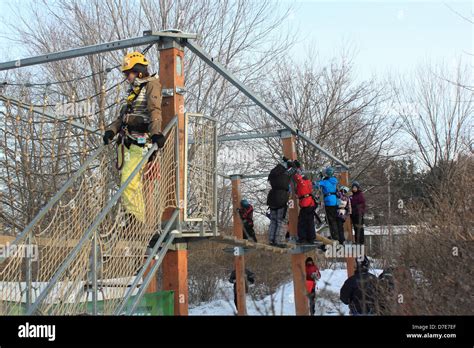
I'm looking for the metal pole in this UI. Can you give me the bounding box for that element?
[213,120,218,236]
[127,231,179,315]
[183,40,349,170]
[387,162,392,246]
[25,232,32,311]
[0,31,198,71]
[217,131,280,142]
[27,144,158,315]
[183,113,189,222]
[238,170,322,180]
[175,124,181,231]
[91,230,98,315]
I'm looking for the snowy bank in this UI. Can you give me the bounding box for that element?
[190,269,382,316]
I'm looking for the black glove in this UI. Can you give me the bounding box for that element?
[103,130,115,145]
[151,133,166,148]
[294,160,301,168]
[282,156,289,163]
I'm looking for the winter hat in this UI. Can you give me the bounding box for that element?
[351,181,361,189]
[325,166,334,177]
[240,199,250,208]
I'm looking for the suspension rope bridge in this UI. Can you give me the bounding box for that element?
[0,30,353,316]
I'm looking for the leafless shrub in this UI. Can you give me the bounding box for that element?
[376,63,474,315]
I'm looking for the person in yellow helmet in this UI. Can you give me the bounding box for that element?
[103,52,164,222]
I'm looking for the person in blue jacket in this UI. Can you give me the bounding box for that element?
[314,167,345,243]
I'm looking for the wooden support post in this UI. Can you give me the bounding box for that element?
[231,175,247,315]
[159,38,188,315]
[340,171,356,277]
[162,247,188,315]
[160,38,186,220]
[281,130,309,316]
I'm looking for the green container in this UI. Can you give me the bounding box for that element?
[121,290,175,316]
[86,290,175,316]
[6,290,175,316]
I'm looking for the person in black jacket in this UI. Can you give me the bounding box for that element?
[266,157,295,247]
[228,269,255,311]
[340,256,378,315]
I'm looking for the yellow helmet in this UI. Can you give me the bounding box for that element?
[121,52,149,72]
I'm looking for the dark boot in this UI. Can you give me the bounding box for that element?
[148,233,160,249]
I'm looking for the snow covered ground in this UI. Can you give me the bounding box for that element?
[190,269,382,316]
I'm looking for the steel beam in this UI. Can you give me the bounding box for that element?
[224,169,322,181]
[0,31,198,71]
[218,131,280,142]
[184,40,349,170]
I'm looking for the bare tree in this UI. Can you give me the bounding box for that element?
[220,51,399,225]
[0,0,296,233]
[236,52,398,172]
[393,61,473,187]
[368,61,474,315]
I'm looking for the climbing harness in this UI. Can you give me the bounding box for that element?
[115,126,150,170]
[115,81,149,170]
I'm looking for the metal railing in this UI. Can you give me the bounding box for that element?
[114,209,179,315]
[25,117,178,315]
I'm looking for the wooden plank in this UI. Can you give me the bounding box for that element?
[316,234,334,245]
[212,236,297,254]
